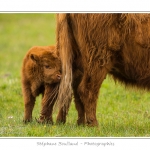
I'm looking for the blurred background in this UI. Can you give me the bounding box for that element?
[0,13,56,78]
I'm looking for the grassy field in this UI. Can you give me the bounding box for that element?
[0,13,150,137]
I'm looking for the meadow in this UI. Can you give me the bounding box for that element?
[0,13,150,137]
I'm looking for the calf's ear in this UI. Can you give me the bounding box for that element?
[30,54,39,62]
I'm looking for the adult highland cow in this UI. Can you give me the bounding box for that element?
[56,13,150,127]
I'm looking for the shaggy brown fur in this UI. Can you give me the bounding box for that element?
[22,45,62,124]
[56,13,150,127]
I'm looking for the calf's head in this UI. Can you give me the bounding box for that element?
[30,47,61,84]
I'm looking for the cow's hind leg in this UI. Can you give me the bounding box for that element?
[74,87,85,125]
[56,100,71,124]
[72,69,86,125]
[56,69,83,125]
[78,66,108,127]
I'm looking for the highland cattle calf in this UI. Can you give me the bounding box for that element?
[56,13,150,126]
[22,45,62,124]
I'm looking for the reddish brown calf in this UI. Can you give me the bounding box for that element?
[22,46,62,124]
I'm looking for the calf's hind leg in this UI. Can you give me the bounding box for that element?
[23,86,36,123]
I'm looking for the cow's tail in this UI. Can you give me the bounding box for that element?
[55,14,73,112]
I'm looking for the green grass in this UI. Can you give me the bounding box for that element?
[0,13,150,137]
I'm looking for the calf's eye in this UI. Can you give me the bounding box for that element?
[44,65,51,69]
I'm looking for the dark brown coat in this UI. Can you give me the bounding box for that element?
[22,45,62,123]
[56,13,150,126]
